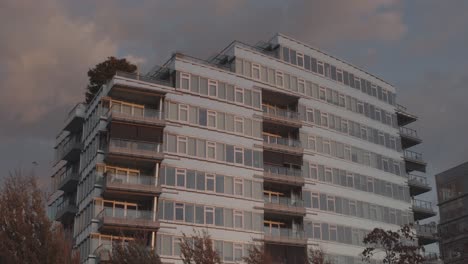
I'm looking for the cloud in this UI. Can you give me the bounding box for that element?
[0,0,117,135]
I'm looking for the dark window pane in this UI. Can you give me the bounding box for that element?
[199,108,207,126]
[343,71,349,85]
[226,145,234,163]
[282,47,290,63]
[311,58,317,73]
[290,50,297,65]
[331,66,337,80]
[304,55,311,70]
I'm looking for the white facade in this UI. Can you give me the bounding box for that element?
[49,34,433,264]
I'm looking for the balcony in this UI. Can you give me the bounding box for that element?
[107,107,165,128]
[262,105,302,128]
[55,134,82,163]
[415,224,439,245]
[263,165,304,186]
[407,174,432,196]
[94,243,112,263]
[106,139,163,163]
[396,104,418,126]
[55,198,77,223]
[54,165,79,193]
[263,134,303,156]
[404,150,427,173]
[263,196,306,217]
[263,227,307,246]
[101,173,161,200]
[63,103,86,132]
[97,207,159,232]
[412,199,437,220]
[399,127,422,149]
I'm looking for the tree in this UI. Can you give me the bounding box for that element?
[86,57,137,103]
[0,171,79,264]
[361,224,425,264]
[308,247,332,264]
[110,234,161,264]
[179,230,221,264]
[243,243,272,264]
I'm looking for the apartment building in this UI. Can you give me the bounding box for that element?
[436,162,468,263]
[48,33,434,264]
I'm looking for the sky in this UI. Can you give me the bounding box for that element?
[1,0,467,236]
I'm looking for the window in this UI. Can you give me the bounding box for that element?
[323,140,331,155]
[234,244,243,261]
[177,136,187,154]
[205,207,214,225]
[234,147,243,164]
[176,169,185,187]
[207,110,216,128]
[234,117,243,134]
[207,142,216,160]
[282,47,290,62]
[179,104,188,122]
[181,73,190,90]
[234,211,243,228]
[276,71,284,87]
[199,77,208,95]
[235,88,244,103]
[317,61,324,75]
[313,223,321,239]
[234,179,243,196]
[175,203,184,221]
[319,87,326,100]
[337,69,343,82]
[252,64,260,80]
[308,136,316,151]
[312,193,319,209]
[206,174,215,192]
[327,196,335,212]
[321,113,328,127]
[208,80,217,97]
[298,79,305,94]
[292,52,303,67]
[310,164,318,179]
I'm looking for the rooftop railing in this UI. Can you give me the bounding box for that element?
[108,138,162,158]
[404,150,424,162]
[263,165,302,178]
[399,127,419,139]
[115,71,172,87]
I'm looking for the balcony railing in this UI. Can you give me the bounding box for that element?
[54,165,79,192]
[400,127,419,139]
[101,173,161,197]
[404,150,424,162]
[108,107,164,125]
[407,174,429,187]
[55,134,82,162]
[415,224,438,238]
[263,226,306,243]
[107,139,162,159]
[115,71,172,87]
[97,207,159,231]
[262,105,300,122]
[55,197,77,220]
[412,199,434,212]
[264,196,304,208]
[106,173,157,186]
[263,134,302,147]
[264,165,302,178]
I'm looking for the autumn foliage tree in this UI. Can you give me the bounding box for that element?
[361,224,425,264]
[110,234,161,264]
[86,56,137,103]
[242,244,272,264]
[308,247,332,264]
[179,230,221,264]
[0,171,79,264]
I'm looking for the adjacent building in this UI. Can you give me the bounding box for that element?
[436,162,468,263]
[48,33,434,264]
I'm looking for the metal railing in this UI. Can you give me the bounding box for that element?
[105,173,157,186]
[234,41,280,58]
[264,227,305,239]
[415,223,438,238]
[54,165,79,190]
[407,174,429,187]
[263,165,303,178]
[64,103,86,123]
[55,134,82,161]
[108,138,162,157]
[404,150,424,162]
[263,134,302,148]
[412,199,434,212]
[399,127,419,139]
[109,107,164,123]
[264,195,304,208]
[262,105,300,121]
[97,207,155,221]
[115,71,172,87]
